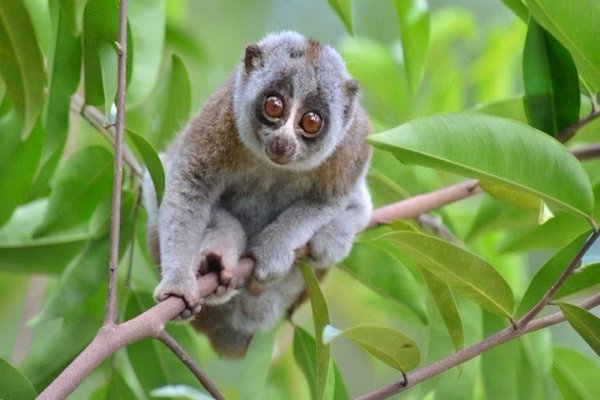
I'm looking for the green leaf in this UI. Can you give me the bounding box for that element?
[0,117,43,227]
[556,263,600,300]
[525,0,600,93]
[82,0,118,106]
[0,357,37,400]
[126,0,166,107]
[394,0,430,93]
[293,327,348,400]
[34,146,113,237]
[327,0,353,34]
[59,0,90,35]
[500,0,529,21]
[559,303,600,357]
[149,54,191,149]
[369,113,594,219]
[551,347,600,400]
[32,0,82,199]
[237,327,278,400]
[299,262,331,400]
[107,371,138,400]
[0,0,46,137]
[98,42,118,119]
[340,238,427,323]
[339,37,409,126]
[126,129,165,204]
[382,231,515,317]
[518,231,591,316]
[340,325,420,372]
[422,270,464,351]
[523,19,580,136]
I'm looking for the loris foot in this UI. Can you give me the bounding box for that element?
[154,271,202,320]
[200,252,243,305]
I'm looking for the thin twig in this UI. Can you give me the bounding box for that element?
[103,0,129,326]
[573,143,600,161]
[517,229,600,328]
[557,108,600,143]
[355,291,600,400]
[157,330,225,400]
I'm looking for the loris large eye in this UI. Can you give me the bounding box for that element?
[264,95,285,119]
[299,111,323,137]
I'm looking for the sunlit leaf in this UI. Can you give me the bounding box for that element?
[237,327,278,400]
[500,0,529,21]
[556,263,600,300]
[525,0,600,93]
[327,0,353,34]
[523,19,580,136]
[422,270,463,351]
[0,0,46,137]
[551,347,600,399]
[127,129,165,205]
[559,303,600,357]
[394,0,430,93]
[383,231,515,317]
[340,325,420,372]
[369,113,594,219]
[0,357,37,400]
[151,385,212,400]
[34,146,113,237]
[299,263,331,400]
[518,231,591,316]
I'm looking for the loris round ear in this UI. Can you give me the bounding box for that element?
[244,44,263,73]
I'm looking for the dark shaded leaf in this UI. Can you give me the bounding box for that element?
[0,357,37,400]
[559,303,600,356]
[127,129,165,204]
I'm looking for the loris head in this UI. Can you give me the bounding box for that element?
[233,31,359,170]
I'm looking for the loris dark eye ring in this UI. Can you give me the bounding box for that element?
[264,95,285,119]
[299,111,323,137]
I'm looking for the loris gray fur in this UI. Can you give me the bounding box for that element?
[143,31,372,356]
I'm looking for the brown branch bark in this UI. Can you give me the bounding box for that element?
[37,182,480,399]
[355,292,600,400]
[573,142,600,161]
[557,108,600,143]
[103,0,128,326]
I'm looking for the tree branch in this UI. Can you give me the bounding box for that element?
[557,108,600,143]
[573,142,600,161]
[156,330,225,400]
[355,291,600,400]
[37,181,479,399]
[103,0,129,326]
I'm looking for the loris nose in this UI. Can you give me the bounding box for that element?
[267,136,295,165]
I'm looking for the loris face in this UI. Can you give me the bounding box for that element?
[233,31,359,171]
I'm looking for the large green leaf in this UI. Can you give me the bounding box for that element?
[327,0,353,34]
[382,231,515,317]
[551,347,600,400]
[340,325,420,372]
[34,146,113,237]
[394,0,430,94]
[59,0,90,34]
[237,327,278,400]
[0,0,46,137]
[369,113,594,219]
[299,262,332,400]
[0,357,37,400]
[127,0,165,107]
[32,0,82,199]
[525,0,600,93]
[422,270,463,351]
[559,303,600,357]
[149,54,191,149]
[98,42,118,119]
[518,231,590,316]
[523,19,580,136]
[293,327,348,400]
[340,238,427,323]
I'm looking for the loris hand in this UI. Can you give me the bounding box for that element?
[250,235,296,285]
[154,268,202,320]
